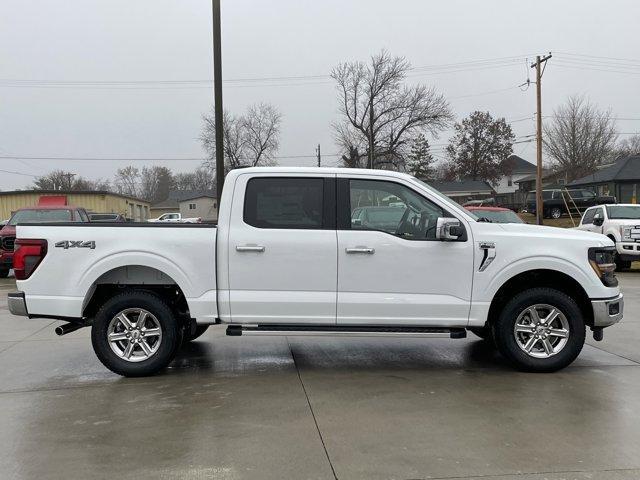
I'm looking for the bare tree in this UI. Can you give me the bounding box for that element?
[445,111,515,184]
[544,95,618,180]
[33,170,108,191]
[174,167,214,191]
[139,166,175,203]
[113,166,141,197]
[614,134,640,158]
[331,50,452,170]
[201,103,282,172]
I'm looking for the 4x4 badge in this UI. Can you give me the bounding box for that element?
[54,240,96,250]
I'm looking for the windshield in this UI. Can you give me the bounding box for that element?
[606,205,640,219]
[9,209,73,225]
[470,209,524,224]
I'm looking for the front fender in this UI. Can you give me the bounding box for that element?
[478,255,603,301]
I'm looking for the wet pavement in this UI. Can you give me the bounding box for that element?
[1,274,640,480]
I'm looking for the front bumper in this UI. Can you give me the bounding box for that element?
[7,292,28,317]
[591,293,623,328]
[617,242,640,261]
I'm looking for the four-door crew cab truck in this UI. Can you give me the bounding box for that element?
[8,168,623,376]
[576,204,640,270]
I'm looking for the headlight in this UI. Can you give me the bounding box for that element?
[620,226,632,241]
[589,247,618,287]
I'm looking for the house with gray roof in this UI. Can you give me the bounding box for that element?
[569,155,640,203]
[150,190,216,218]
[429,179,495,203]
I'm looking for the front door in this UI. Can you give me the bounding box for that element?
[228,174,337,324]
[336,176,474,326]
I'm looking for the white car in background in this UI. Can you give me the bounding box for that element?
[147,212,201,223]
[576,204,640,269]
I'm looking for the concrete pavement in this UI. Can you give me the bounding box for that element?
[1,274,640,479]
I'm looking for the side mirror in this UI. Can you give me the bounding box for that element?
[436,217,464,241]
[593,217,604,226]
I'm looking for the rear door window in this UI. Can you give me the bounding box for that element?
[244,177,325,229]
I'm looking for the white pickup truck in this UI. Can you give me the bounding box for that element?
[147,212,201,223]
[8,168,623,376]
[576,204,640,269]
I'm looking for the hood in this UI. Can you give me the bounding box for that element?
[488,221,612,246]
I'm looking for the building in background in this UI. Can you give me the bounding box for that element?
[150,190,217,220]
[429,179,495,204]
[492,155,536,209]
[178,193,218,221]
[0,190,149,221]
[569,154,640,203]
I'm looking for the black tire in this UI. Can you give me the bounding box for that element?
[492,288,585,372]
[550,207,562,219]
[184,324,209,342]
[614,255,631,271]
[0,268,9,278]
[91,290,180,377]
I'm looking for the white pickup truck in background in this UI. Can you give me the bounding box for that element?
[8,168,623,376]
[576,204,640,269]
[147,212,201,223]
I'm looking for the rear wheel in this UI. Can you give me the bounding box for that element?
[492,288,585,372]
[91,291,180,377]
[0,268,9,278]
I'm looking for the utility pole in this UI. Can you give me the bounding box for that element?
[368,97,374,169]
[531,53,552,225]
[316,144,321,167]
[212,0,224,209]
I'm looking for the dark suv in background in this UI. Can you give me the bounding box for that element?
[525,188,616,219]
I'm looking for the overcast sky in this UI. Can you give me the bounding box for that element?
[1,0,639,190]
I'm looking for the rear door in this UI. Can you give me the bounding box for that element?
[335,175,474,326]
[227,173,337,324]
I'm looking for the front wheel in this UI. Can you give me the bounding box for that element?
[91,291,180,377]
[492,288,585,372]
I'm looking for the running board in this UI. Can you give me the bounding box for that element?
[226,325,466,338]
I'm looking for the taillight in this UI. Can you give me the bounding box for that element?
[14,239,47,280]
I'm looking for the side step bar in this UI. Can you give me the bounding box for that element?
[227,325,466,339]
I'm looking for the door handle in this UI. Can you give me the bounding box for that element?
[345,247,375,254]
[236,245,266,252]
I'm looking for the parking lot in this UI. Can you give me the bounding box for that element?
[0,274,639,480]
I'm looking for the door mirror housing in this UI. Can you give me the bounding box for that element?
[436,217,464,241]
[593,216,604,226]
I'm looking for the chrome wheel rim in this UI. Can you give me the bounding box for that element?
[551,209,561,219]
[107,308,162,362]
[513,304,570,358]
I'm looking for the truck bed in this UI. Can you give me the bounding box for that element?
[15,222,218,322]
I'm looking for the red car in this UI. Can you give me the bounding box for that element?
[0,205,90,277]
[465,206,524,224]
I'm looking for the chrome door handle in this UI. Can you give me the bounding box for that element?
[345,247,375,254]
[236,245,265,252]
